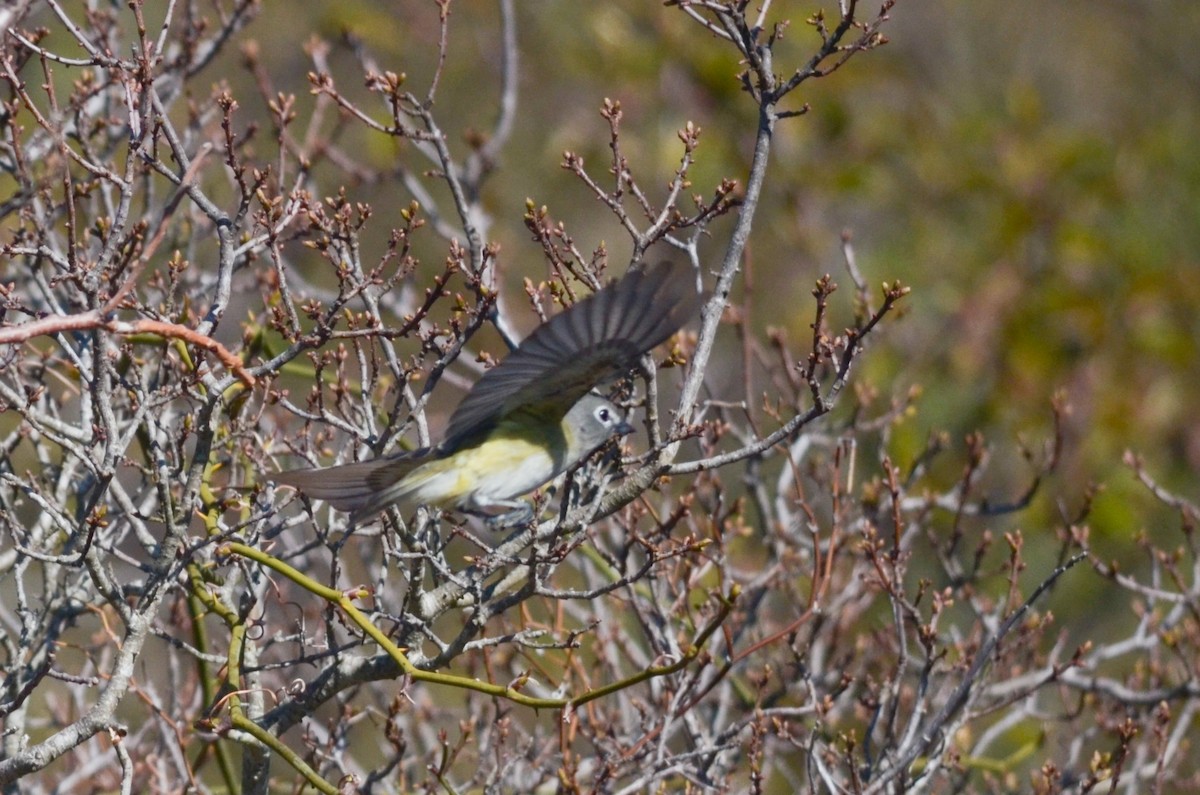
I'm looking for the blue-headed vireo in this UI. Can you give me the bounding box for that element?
[274,260,701,524]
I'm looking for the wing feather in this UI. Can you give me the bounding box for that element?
[442,261,701,449]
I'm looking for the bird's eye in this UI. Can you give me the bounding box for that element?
[596,407,611,423]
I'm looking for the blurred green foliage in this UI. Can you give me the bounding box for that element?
[238,0,1198,552]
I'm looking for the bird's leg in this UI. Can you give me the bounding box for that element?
[464,499,534,530]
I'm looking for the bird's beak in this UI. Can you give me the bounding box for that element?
[615,420,635,437]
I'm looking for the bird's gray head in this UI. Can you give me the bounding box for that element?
[564,394,634,460]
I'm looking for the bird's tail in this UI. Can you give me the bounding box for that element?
[274,451,428,523]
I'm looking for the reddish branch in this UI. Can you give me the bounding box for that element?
[0,312,256,387]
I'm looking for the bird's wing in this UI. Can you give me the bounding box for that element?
[442,260,702,449]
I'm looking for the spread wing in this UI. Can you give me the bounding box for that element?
[442,260,702,449]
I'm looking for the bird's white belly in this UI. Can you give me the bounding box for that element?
[403,435,561,510]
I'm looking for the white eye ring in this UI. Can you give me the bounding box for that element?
[595,406,611,423]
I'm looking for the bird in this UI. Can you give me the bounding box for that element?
[274,260,702,525]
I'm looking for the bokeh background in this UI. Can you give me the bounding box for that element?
[180,0,1199,694]
[232,0,1199,541]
